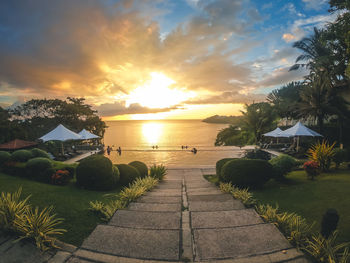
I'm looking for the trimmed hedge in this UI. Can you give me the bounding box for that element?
[216,158,236,177]
[269,154,297,180]
[116,164,140,186]
[221,159,273,188]
[76,155,119,191]
[26,157,53,182]
[129,161,148,178]
[0,151,11,167]
[2,162,26,177]
[11,150,33,162]
[31,148,51,159]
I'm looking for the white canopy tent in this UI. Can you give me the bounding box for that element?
[278,121,323,151]
[78,129,100,140]
[39,124,82,142]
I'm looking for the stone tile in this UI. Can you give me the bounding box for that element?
[74,249,146,263]
[193,224,292,260]
[186,182,215,189]
[109,210,181,230]
[187,194,233,202]
[1,241,53,263]
[81,225,180,261]
[187,190,223,196]
[268,248,307,263]
[48,251,72,263]
[137,195,181,204]
[154,184,182,189]
[189,200,245,212]
[206,254,271,263]
[144,191,181,197]
[191,209,263,229]
[128,202,181,212]
[66,256,92,263]
[187,187,220,193]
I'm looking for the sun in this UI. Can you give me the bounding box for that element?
[126,72,195,109]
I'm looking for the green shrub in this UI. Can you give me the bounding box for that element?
[269,154,297,180]
[149,164,167,180]
[244,149,271,160]
[116,164,140,186]
[216,158,236,177]
[3,162,27,177]
[221,159,273,188]
[128,161,148,178]
[26,158,53,182]
[76,155,119,190]
[11,150,33,162]
[0,151,11,167]
[332,148,347,169]
[30,148,51,159]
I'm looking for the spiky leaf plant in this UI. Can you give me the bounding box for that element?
[304,231,350,263]
[14,206,66,251]
[0,188,31,231]
[149,164,167,180]
[307,140,335,172]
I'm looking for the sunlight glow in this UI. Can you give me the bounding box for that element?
[126,72,195,109]
[142,122,163,145]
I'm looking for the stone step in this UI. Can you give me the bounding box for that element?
[81,225,180,261]
[187,187,220,193]
[187,190,223,196]
[137,195,182,204]
[189,200,245,212]
[187,193,233,202]
[191,209,262,229]
[193,223,293,261]
[109,210,181,230]
[144,190,181,197]
[128,202,181,212]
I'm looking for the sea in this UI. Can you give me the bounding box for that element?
[103,120,249,167]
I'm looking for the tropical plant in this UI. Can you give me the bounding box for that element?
[219,183,256,207]
[14,206,66,251]
[0,188,31,231]
[304,231,350,263]
[51,169,71,185]
[303,161,320,180]
[119,185,147,203]
[149,164,167,180]
[307,140,336,171]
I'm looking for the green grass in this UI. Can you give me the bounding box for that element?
[0,172,122,246]
[204,168,350,243]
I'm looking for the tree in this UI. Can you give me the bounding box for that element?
[267,82,303,119]
[240,102,277,144]
[214,125,253,146]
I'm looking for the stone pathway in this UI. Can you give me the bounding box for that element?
[0,168,308,262]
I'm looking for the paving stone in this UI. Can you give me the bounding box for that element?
[66,256,92,263]
[268,248,307,263]
[0,241,53,263]
[154,184,182,189]
[186,182,214,189]
[144,190,181,197]
[109,210,181,230]
[74,249,148,263]
[128,202,181,212]
[81,225,180,261]
[191,209,262,229]
[206,254,271,263]
[187,190,223,196]
[187,187,220,193]
[189,200,245,211]
[187,193,233,202]
[0,233,12,245]
[193,224,292,260]
[48,251,72,263]
[137,195,181,203]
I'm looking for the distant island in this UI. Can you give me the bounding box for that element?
[202,115,242,124]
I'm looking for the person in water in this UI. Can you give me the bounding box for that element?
[117,146,121,155]
[107,146,111,155]
[191,147,197,154]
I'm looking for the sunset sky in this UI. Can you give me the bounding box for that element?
[0,0,338,120]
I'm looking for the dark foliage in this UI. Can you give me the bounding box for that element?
[128,161,148,178]
[115,164,140,186]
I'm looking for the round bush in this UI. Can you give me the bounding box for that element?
[221,159,273,188]
[116,164,140,186]
[11,150,33,162]
[128,161,148,178]
[332,148,348,168]
[26,157,53,182]
[216,158,236,178]
[76,155,118,191]
[30,148,51,159]
[269,154,296,179]
[0,151,11,167]
[244,149,271,160]
[112,165,120,182]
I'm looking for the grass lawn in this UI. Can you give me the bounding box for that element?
[0,172,122,246]
[204,168,350,243]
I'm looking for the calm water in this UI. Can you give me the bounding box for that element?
[103,120,247,166]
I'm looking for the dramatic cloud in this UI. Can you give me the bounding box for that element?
[184,91,266,104]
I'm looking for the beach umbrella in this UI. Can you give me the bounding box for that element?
[263,127,290,138]
[78,129,100,140]
[279,121,323,151]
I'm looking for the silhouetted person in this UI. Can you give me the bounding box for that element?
[117,146,121,155]
[191,148,197,154]
[107,146,111,155]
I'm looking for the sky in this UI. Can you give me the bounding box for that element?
[0,0,339,120]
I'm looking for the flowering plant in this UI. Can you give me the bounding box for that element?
[303,161,320,180]
[51,169,70,185]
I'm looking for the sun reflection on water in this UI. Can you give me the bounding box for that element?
[142,122,164,145]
